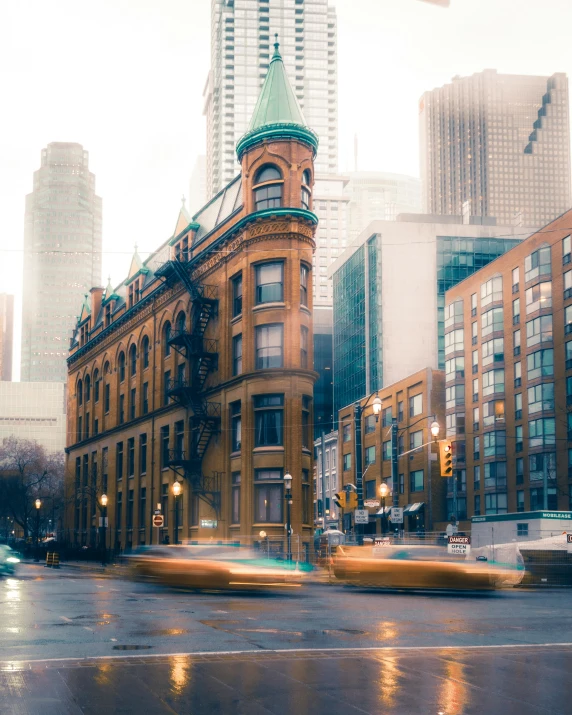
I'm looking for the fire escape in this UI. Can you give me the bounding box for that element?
[155,258,221,516]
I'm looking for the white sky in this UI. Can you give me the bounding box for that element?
[1,0,572,379]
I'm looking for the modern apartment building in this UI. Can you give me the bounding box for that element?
[329,215,531,417]
[445,209,572,528]
[21,142,102,383]
[0,294,14,381]
[65,46,318,552]
[420,70,571,228]
[0,382,66,454]
[337,367,447,534]
[205,0,337,198]
[345,171,421,240]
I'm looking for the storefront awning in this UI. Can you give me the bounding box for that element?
[374,506,391,517]
[403,502,425,515]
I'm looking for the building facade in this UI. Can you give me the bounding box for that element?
[330,215,529,418]
[0,382,66,454]
[445,209,572,529]
[205,0,338,198]
[0,294,14,381]
[337,368,447,534]
[314,430,339,528]
[21,142,102,383]
[65,46,318,553]
[420,70,571,228]
[345,171,422,241]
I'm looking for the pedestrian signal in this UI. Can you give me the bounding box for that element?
[333,491,347,509]
[439,439,453,477]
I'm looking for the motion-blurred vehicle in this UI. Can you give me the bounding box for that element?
[0,545,21,576]
[128,544,311,591]
[333,544,523,591]
[314,528,346,566]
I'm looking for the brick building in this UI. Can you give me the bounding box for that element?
[445,210,572,528]
[65,43,318,554]
[337,368,447,535]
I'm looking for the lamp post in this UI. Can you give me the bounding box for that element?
[379,482,390,535]
[34,498,41,562]
[172,481,182,545]
[259,530,269,558]
[100,493,108,566]
[284,472,293,561]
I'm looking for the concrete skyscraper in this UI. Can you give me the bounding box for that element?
[21,142,102,383]
[0,294,14,381]
[420,70,571,228]
[205,0,338,198]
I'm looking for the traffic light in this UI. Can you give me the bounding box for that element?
[346,491,358,510]
[333,491,347,509]
[439,439,453,477]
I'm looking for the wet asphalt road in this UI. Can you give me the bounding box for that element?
[1,564,572,713]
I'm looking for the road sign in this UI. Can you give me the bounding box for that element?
[389,507,403,523]
[364,499,380,508]
[374,537,391,546]
[447,535,471,555]
[354,509,369,524]
[152,514,164,528]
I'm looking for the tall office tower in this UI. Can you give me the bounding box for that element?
[205,0,338,198]
[0,294,14,381]
[420,70,571,228]
[345,171,422,240]
[330,215,532,418]
[21,142,102,383]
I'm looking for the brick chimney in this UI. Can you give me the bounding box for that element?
[90,286,104,320]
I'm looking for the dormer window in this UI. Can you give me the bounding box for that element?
[105,304,112,327]
[301,169,311,210]
[253,165,282,211]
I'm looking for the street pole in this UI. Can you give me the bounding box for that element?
[391,419,399,536]
[354,403,364,545]
[284,472,293,561]
[320,431,327,530]
[100,494,108,566]
[543,456,548,510]
[34,499,41,562]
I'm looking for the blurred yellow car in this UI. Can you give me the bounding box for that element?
[333,544,520,591]
[129,545,309,591]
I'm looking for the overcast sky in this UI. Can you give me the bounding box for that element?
[2,0,572,379]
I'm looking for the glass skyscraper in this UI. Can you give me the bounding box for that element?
[21,143,102,383]
[205,0,338,198]
[331,217,528,417]
[420,70,571,228]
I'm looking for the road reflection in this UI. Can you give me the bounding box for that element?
[169,655,191,695]
[438,659,469,714]
[377,654,401,709]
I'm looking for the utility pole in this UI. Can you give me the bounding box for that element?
[354,403,364,545]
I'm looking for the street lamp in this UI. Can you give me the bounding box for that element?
[172,481,182,545]
[259,530,269,558]
[430,421,440,440]
[284,472,293,562]
[100,493,108,566]
[379,482,390,535]
[34,499,41,562]
[372,395,382,417]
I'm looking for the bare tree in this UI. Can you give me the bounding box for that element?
[0,437,64,541]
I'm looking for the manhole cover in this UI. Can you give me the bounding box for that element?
[112,645,153,651]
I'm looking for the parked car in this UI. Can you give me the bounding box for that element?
[0,545,21,576]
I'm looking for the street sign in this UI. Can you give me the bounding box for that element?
[389,507,403,523]
[152,514,164,528]
[364,499,380,508]
[374,537,391,546]
[354,509,369,524]
[153,509,161,516]
[567,534,572,553]
[447,535,471,555]
[98,517,108,527]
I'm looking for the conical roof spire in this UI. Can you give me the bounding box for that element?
[236,34,318,161]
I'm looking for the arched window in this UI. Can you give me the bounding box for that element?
[93,369,100,402]
[176,311,186,336]
[142,336,150,369]
[77,379,83,406]
[253,165,282,211]
[103,362,110,412]
[118,352,125,382]
[85,375,91,402]
[301,170,311,210]
[129,344,137,377]
[164,321,172,357]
